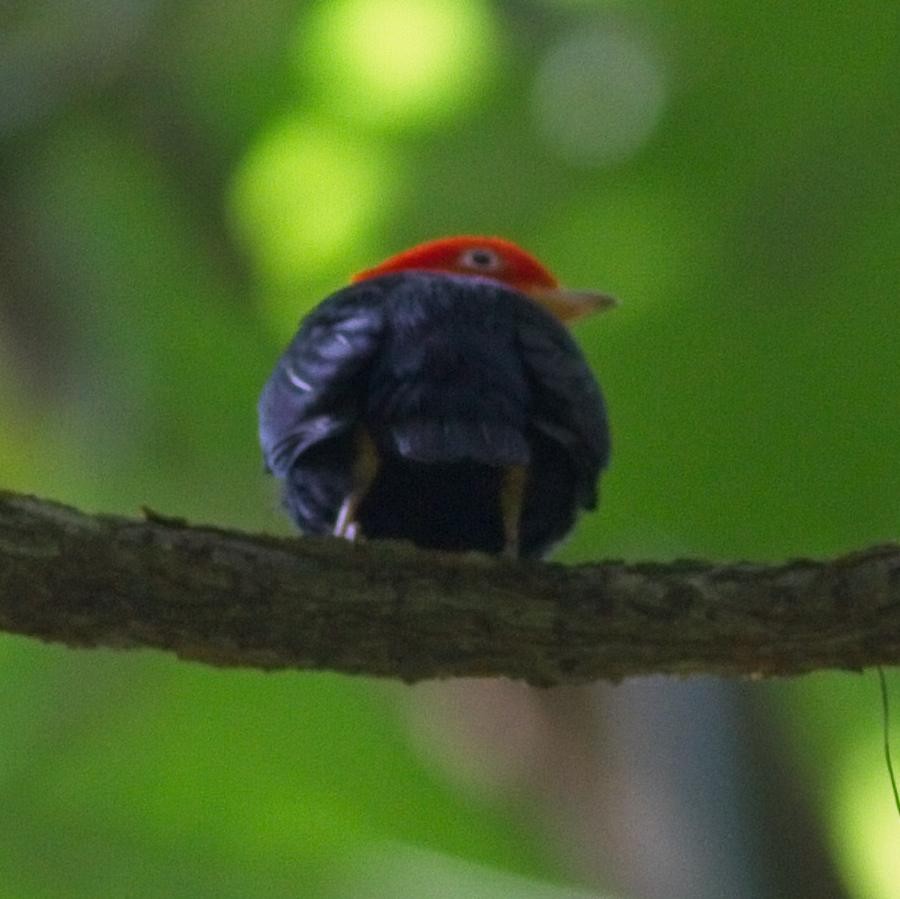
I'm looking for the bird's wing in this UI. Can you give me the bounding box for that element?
[515,301,611,509]
[258,282,387,476]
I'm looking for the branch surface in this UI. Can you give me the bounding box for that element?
[0,490,898,685]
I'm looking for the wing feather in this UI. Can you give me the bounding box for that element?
[515,301,610,509]
[258,282,386,476]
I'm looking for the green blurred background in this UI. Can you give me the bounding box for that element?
[1,1,898,896]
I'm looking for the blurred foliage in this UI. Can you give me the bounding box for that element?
[1,1,898,896]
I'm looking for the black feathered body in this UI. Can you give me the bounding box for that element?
[258,272,609,558]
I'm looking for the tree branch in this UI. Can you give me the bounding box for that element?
[0,489,898,685]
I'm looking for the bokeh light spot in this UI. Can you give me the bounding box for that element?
[533,26,667,168]
[297,0,496,129]
[229,118,394,287]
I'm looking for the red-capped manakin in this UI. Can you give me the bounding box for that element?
[258,236,615,558]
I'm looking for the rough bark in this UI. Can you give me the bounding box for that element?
[0,490,897,685]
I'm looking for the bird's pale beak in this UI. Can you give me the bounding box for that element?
[525,286,619,323]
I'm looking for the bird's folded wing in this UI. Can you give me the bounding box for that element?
[258,283,387,476]
[514,302,611,508]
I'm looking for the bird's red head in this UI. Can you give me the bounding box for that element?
[352,236,616,323]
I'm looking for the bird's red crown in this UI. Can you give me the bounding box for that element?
[352,236,559,294]
[352,236,616,323]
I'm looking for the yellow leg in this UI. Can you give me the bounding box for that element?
[500,464,528,558]
[334,429,380,540]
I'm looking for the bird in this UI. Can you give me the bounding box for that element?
[258,236,615,559]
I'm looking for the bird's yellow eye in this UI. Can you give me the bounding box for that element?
[459,247,502,272]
